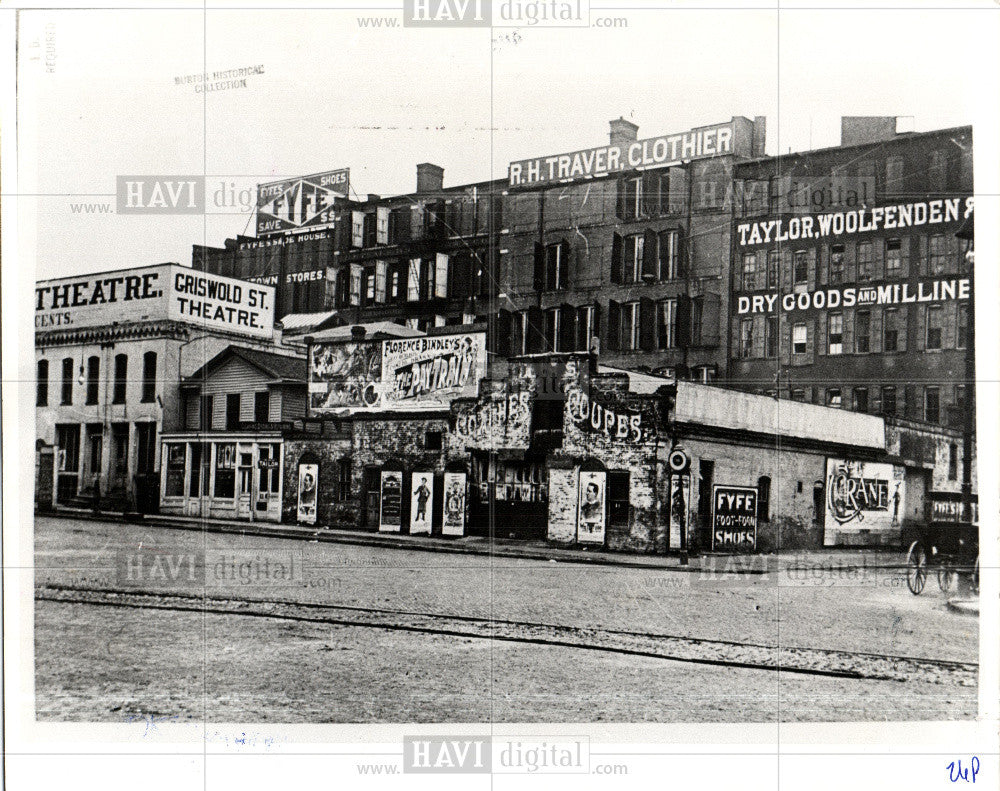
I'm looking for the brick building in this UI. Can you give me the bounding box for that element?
[728,118,974,426]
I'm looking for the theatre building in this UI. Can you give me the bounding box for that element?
[728,118,974,428]
[35,264,278,512]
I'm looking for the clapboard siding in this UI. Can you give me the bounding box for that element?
[184,356,306,430]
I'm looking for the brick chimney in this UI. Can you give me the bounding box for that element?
[416,163,444,194]
[609,117,639,148]
[752,116,767,157]
[840,117,899,147]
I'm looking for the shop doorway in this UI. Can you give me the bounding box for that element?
[469,452,548,539]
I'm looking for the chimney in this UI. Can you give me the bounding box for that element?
[416,163,444,194]
[609,117,639,148]
[840,116,899,147]
[273,321,284,347]
[350,325,367,340]
[752,116,767,157]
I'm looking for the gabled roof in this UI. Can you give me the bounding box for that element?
[183,345,306,386]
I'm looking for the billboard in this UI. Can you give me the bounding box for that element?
[712,485,758,552]
[509,121,734,188]
[35,264,274,339]
[310,332,486,414]
[256,168,349,236]
[823,459,905,546]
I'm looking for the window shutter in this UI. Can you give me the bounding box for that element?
[376,206,390,245]
[779,315,791,365]
[590,303,601,351]
[615,178,626,220]
[493,309,513,356]
[675,295,692,349]
[407,258,421,301]
[916,235,928,276]
[701,292,720,347]
[435,253,449,299]
[817,245,828,286]
[899,235,910,278]
[897,308,908,352]
[667,166,687,214]
[752,315,765,358]
[807,248,817,288]
[872,240,885,280]
[559,238,571,289]
[375,260,388,303]
[804,319,815,361]
[780,249,792,291]
[816,312,827,356]
[641,229,657,280]
[411,203,425,240]
[533,242,545,291]
[559,304,575,352]
[871,307,883,354]
[845,242,857,283]
[943,301,957,348]
[610,232,623,284]
[915,305,926,351]
[351,211,365,247]
[676,226,688,279]
[526,305,545,353]
[642,172,660,217]
[842,307,854,353]
[639,298,656,350]
[607,300,621,351]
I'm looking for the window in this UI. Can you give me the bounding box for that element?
[608,471,630,526]
[657,299,677,350]
[827,389,842,408]
[829,245,845,284]
[929,149,947,193]
[741,252,757,290]
[857,242,873,281]
[957,304,969,349]
[658,230,679,280]
[86,356,100,405]
[200,394,214,431]
[424,430,443,451]
[792,323,807,355]
[376,206,390,245]
[884,309,900,352]
[929,234,947,275]
[37,359,49,406]
[254,391,270,423]
[351,211,365,247]
[226,393,241,430]
[365,271,375,304]
[545,308,562,352]
[926,305,943,350]
[882,386,897,416]
[620,302,640,351]
[545,241,568,290]
[886,238,903,276]
[620,176,643,221]
[948,442,958,481]
[739,318,754,358]
[390,269,401,301]
[407,258,420,301]
[337,458,352,502]
[766,251,779,289]
[61,357,74,405]
[765,316,778,358]
[885,155,904,194]
[113,354,127,404]
[757,476,771,523]
[791,388,806,402]
[853,388,869,413]
[164,443,186,497]
[924,386,940,423]
[793,251,808,284]
[827,313,843,355]
[855,311,871,353]
[350,265,363,306]
[214,443,236,499]
[576,305,595,353]
[624,234,644,283]
[141,351,157,403]
[955,385,966,413]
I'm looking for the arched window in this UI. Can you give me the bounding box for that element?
[141,351,157,403]
[113,354,128,404]
[36,359,49,406]
[86,356,100,405]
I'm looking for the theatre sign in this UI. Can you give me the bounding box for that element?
[508,120,738,188]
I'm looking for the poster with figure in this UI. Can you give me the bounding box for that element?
[296,463,318,525]
[577,471,606,545]
[409,473,434,534]
[442,472,467,536]
[379,470,403,532]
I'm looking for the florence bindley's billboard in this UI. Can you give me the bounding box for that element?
[823,459,905,546]
[309,332,486,414]
[35,263,274,338]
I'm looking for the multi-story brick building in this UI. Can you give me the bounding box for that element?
[727,118,974,428]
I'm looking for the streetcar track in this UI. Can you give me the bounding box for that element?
[36,583,977,685]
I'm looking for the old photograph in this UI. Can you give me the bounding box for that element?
[4,0,999,786]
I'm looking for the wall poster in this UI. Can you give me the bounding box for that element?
[379,470,403,532]
[409,472,434,535]
[296,463,318,525]
[442,472,467,536]
[577,470,607,545]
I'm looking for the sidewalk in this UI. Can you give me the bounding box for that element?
[42,507,907,574]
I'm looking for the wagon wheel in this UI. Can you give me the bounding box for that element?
[906,541,927,595]
[937,565,958,594]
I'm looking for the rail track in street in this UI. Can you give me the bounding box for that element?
[36,583,978,686]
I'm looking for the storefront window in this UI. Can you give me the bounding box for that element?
[165,443,186,497]
[214,443,236,499]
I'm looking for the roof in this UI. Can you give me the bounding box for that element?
[279,311,340,333]
[597,365,675,395]
[183,345,306,385]
[308,322,424,343]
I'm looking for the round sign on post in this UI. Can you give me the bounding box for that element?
[668,447,690,473]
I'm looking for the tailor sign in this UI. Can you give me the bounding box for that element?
[35,264,274,338]
[509,121,734,187]
[256,168,349,236]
